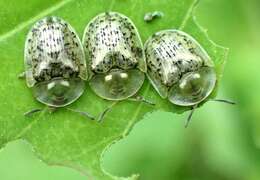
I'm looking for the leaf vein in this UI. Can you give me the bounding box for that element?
[179,0,198,30]
[0,0,74,43]
[14,108,48,140]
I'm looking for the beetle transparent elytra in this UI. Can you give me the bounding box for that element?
[82,12,154,121]
[144,30,234,127]
[22,16,93,119]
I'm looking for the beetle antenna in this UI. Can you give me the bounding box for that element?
[184,105,197,128]
[66,108,95,120]
[24,108,43,117]
[212,99,236,105]
[98,101,119,122]
[128,95,155,106]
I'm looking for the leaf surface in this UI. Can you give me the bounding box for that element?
[0,0,227,179]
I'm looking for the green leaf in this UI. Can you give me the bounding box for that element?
[0,0,227,179]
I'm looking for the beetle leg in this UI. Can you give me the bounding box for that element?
[24,108,43,116]
[66,108,95,120]
[211,99,236,105]
[18,72,26,79]
[184,105,197,128]
[128,95,155,106]
[97,101,119,122]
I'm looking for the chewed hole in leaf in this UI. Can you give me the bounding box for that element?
[0,0,227,179]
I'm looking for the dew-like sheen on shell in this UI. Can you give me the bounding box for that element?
[24,16,87,107]
[144,30,216,106]
[82,12,146,101]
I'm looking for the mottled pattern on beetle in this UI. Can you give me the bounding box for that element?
[25,17,85,83]
[145,31,204,87]
[84,12,143,73]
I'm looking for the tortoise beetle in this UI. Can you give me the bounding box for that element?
[82,12,154,121]
[22,16,93,119]
[144,30,234,127]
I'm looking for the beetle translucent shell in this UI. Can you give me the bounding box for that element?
[24,16,87,107]
[82,12,146,101]
[144,30,216,106]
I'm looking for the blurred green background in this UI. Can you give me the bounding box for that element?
[0,0,259,179]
